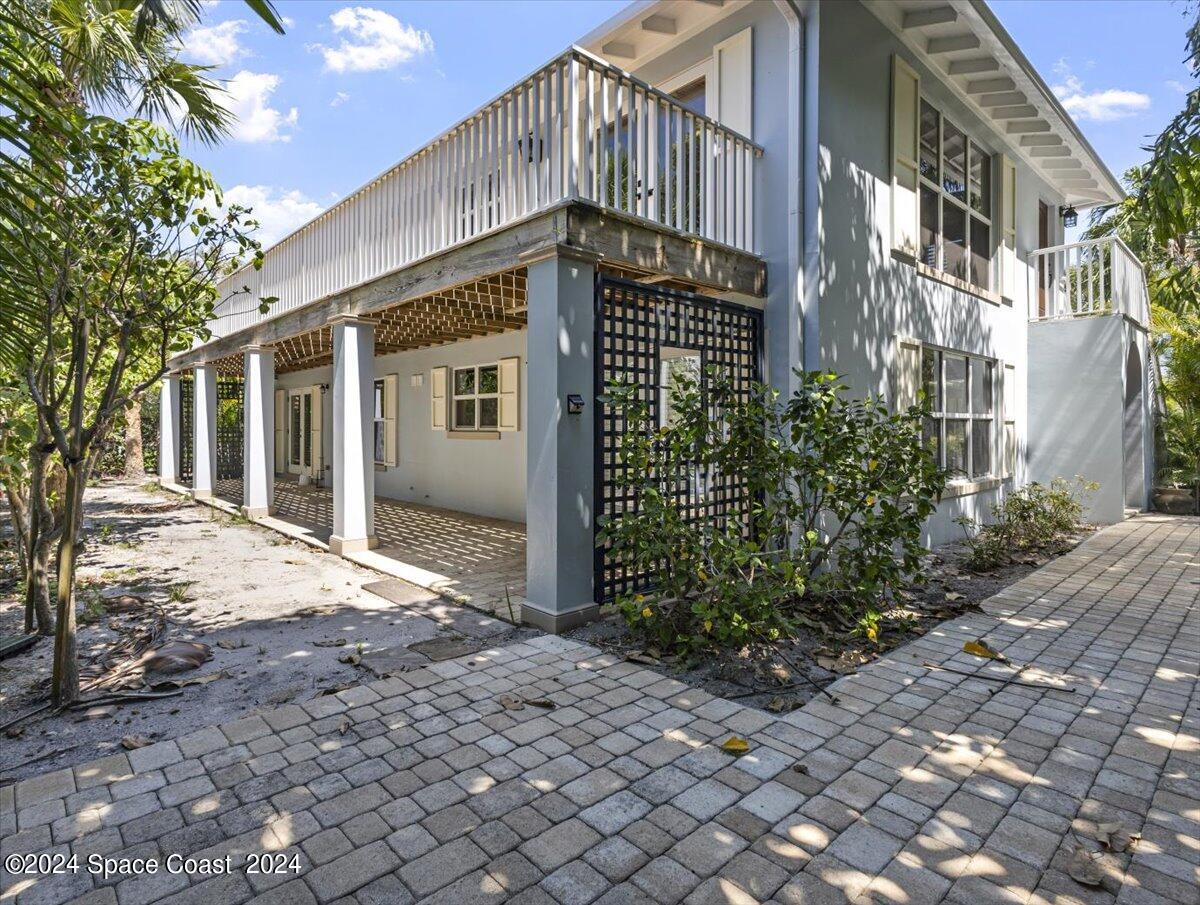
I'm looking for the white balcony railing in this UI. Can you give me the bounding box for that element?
[206,46,762,340]
[1027,236,1150,327]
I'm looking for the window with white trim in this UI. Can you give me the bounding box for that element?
[921,347,995,480]
[452,364,499,431]
[919,99,993,290]
[373,379,386,464]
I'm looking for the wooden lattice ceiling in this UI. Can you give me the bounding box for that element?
[208,269,528,376]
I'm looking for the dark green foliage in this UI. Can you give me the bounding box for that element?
[956,478,1096,572]
[598,369,946,655]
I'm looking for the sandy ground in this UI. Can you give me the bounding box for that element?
[0,480,533,785]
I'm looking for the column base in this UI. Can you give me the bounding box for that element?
[241,505,275,518]
[520,599,600,634]
[330,534,378,555]
[191,489,214,500]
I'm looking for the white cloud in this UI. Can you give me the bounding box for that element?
[1051,60,1150,122]
[182,19,249,66]
[316,6,433,73]
[222,185,324,247]
[226,70,298,142]
[1166,79,1192,94]
[330,91,351,107]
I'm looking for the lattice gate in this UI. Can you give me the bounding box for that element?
[216,378,244,480]
[593,276,764,603]
[179,376,193,486]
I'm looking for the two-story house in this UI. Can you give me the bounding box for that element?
[158,0,1154,632]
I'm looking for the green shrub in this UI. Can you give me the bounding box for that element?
[956,477,1096,572]
[598,368,945,656]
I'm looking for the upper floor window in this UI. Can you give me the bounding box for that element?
[919,100,992,291]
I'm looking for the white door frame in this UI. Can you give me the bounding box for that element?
[286,386,323,480]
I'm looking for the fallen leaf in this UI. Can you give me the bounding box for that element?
[963,639,1007,661]
[1065,846,1105,887]
[312,638,348,648]
[497,694,524,711]
[1097,821,1140,853]
[121,735,152,750]
[523,699,556,709]
[625,650,660,666]
[337,651,361,665]
[338,718,350,735]
[765,697,797,714]
[792,763,809,775]
[216,639,247,651]
[720,736,750,754]
[148,670,226,691]
[944,591,965,602]
[142,641,212,675]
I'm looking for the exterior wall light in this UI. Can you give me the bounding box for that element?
[1061,206,1078,228]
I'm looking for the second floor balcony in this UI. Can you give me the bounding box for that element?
[1028,236,1150,328]
[208,46,763,341]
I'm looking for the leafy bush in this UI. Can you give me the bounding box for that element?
[597,369,945,655]
[956,478,1096,572]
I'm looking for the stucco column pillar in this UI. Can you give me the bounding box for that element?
[329,316,376,555]
[158,374,180,485]
[192,365,217,499]
[523,250,598,633]
[242,345,275,517]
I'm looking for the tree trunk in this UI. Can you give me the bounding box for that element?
[123,400,144,479]
[51,461,85,706]
[27,536,54,636]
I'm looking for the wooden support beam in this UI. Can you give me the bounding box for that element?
[1019,134,1063,147]
[641,14,676,34]
[602,41,635,59]
[977,91,1026,107]
[948,58,999,75]
[966,77,1016,95]
[1006,120,1051,134]
[902,6,957,29]
[926,34,980,54]
[991,104,1039,119]
[1030,145,1071,157]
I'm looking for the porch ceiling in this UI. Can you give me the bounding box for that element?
[210,270,529,376]
[172,200,767,375]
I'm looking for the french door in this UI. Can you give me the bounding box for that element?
[287,387,323,480]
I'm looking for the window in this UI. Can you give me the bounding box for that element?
[659,347,702,427]
[374,379,386,464]
[673,79,706,117]
[289,395,301,466]
[918,100,993,290]
[452,364,499,431]
[1003,363,1017,477]
[922,347,995,480]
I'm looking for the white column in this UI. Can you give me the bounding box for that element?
[158,374,180,485]
[242,346,275,517]
[192,364,217,499]
[329,316,376,554]
[523,251,598,633]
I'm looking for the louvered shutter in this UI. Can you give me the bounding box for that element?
[891,55,921,256]
[431,366,447,430]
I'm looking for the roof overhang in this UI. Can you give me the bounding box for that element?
[577,0,750,72]
[863,0,1125,208]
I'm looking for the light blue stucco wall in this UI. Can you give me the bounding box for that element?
[816,0,1067,544]
[275,329,527,523]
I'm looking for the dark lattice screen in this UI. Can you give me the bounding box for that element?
[594,276,764,602]
[216,378,244,480]
[179,376,193,486]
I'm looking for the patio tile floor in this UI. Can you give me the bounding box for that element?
[213,477,527,622]
[2,514,1197,904]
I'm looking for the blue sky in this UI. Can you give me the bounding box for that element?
[180,0,1194,246]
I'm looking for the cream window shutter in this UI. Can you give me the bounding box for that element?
[310,388,323,479]
[273,389,286,472]
[894,336,923,412]
[890,55,921,257]
[498,356,520,432]
[710,27,753,138]
[430,366,447,430]
[384,373,399,465]
[1000,156,1018,298]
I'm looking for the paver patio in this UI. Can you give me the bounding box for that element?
[210,477,527,621]
[2,514,1197,905]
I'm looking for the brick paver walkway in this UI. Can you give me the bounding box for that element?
[3,515,1197,905]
